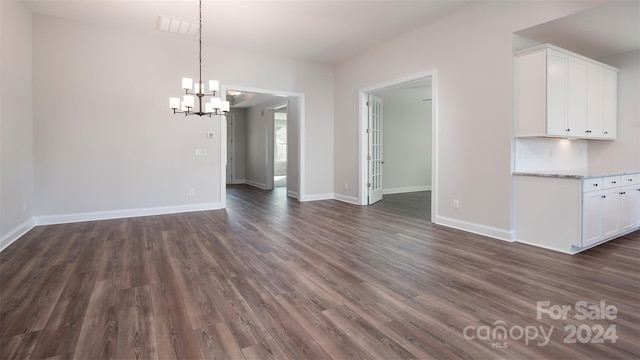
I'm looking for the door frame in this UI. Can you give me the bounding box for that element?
[367,94,384,205]
[219,85,305,208]
[358,69,437,222]
[264,101,288,191]
[226,113,235,185]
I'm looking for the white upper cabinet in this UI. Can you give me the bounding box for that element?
[515,44,618,140]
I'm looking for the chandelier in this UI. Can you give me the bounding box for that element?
[169,0,229,117]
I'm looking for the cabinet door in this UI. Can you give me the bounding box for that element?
[601,188,620,239]
[619,187,636,232]
[635,186,640,227]
[567,57,587,137]
[601,69,617,139]
[546,50,568,136]
[583,191,603,246]
[587,64,604,138]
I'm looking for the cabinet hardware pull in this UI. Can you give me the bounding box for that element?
[593,184,598,187]
[604,131,608,134]
[565,128,570,132]
[612,181,616,184]
[620,192,625,195]
[602,195,606,198]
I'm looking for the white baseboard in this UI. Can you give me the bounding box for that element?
[33,203,222,226]
[287,190,300,199]
[245,180,268,190]
[383,185,431,195]
[435,215,514,242]
[232,179,246,185]
[514,238,576,254]
[334,193,360,205]
[0,218,35,253]
[300,193,334,202]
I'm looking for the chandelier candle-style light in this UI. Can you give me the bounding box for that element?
[169,0,229,117]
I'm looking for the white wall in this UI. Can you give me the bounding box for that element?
[589,50,640,170]
[286,98,300,198]
[229,108,247,183]
[333,1,604,239]
[31,14,333,220]
[245,98,289,189]
[0,0,33,247]
[374,88,431,194]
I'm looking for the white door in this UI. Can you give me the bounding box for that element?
[368,94,383,205]
[226,115,234,184]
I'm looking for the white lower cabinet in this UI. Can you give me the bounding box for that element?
[582,190,604,246]
[634,184,640,228]
[516,172,639,254]
[636,186,640,227]
[619,186,636,233]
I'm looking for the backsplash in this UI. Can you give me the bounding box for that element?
[514,138,588,172]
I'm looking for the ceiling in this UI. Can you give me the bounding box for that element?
[24,1,639,64]
[23,0,637,108]
[24,0,472,64]
[516,1,639,59]
[227,91,286,109]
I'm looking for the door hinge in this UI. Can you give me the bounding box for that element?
[367,182,371,188]
[367,155,371,160]
[366,101,371,106]
[366,128,371,134]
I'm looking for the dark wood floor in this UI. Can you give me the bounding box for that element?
[1,185,638,359]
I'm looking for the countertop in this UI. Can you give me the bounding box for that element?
[513,169,639,179]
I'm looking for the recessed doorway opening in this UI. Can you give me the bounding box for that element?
[220,86,304,208]
[359,70,437,222]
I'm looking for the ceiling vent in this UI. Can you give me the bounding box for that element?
[157,15,198,36]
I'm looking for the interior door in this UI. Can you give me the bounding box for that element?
[368,94,383,205]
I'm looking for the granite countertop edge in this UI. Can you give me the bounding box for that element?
[513,170,640,179]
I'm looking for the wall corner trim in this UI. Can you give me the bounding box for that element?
[300,193,334,202]
[333,193,360,205]
[0,218,36,253]
[435,215,514,242]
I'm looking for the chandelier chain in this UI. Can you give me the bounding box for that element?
[199,0,202,88]
[170,0,228,116]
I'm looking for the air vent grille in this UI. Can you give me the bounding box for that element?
[157,15,197,35]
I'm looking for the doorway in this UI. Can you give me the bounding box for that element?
[274,109,287,188]
[220,86,304,208]
[359,71,437,221]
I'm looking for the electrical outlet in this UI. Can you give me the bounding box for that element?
[207,132,215,139]
[195,149,207,156]
[453,200,460,209]
[189,189,195,196]
[344,182,348,190]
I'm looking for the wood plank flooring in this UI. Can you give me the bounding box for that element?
[1,185,639,359]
